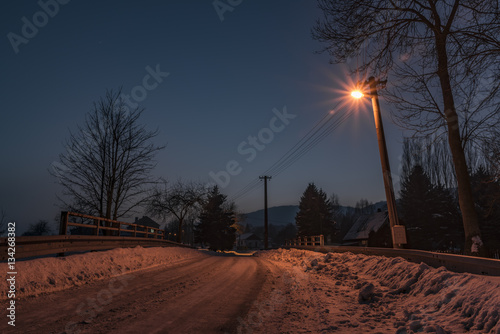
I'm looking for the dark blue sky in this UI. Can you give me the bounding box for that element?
[1,0,406,233]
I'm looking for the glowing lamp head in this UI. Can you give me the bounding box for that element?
[351,90,364,99]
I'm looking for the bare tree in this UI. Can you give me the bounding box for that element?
[355,198,375,215]
[22,220,52,236]
[51,89,164,232]
[483,128,500,180]
[313,0,500,254]
[401,136,456,189]
[148,180,206,243]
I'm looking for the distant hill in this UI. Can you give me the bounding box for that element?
[242,201,388,227]
[372,201,388,212]
[242,205,299,227]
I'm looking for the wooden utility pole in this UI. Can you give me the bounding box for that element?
[259,176,271,249]
[367,77,406,248]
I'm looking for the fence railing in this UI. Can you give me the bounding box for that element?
[0,235,189,261]
[285,235,324,247]
[0,212,187,261]
[59,211,165,239]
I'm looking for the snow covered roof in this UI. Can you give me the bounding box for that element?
[239,233,261,241]
[343,211,388,241]
[133,216,160,229]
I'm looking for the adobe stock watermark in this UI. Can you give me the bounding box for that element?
[119,64,170,113]
[7,0,70,54]
[213,0,243,22]
[64,268,134,334]
[233,266,309,334]
[50,63,169,180]
[209,106,295,188]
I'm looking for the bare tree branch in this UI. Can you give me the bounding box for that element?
[147,180,206,243]
[313,0,499,255]
[50,89,165,230]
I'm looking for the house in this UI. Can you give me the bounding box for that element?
[134,216,160,229]
[126,216,160,237]
[237,233,264,250]
[343,210,390,246]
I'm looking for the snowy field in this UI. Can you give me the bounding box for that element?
[252,249,500,334]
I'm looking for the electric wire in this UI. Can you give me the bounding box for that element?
[229,106,341,202]
[272,108,353,178]
[228,104,354,203]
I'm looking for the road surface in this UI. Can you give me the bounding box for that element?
[7,254,275,334]
[5,248,499,333]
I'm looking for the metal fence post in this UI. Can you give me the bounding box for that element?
[58,211,69,257]
[95,219,100,236]
[59,211,68,236]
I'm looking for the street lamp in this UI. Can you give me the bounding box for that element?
[352,76,407,249]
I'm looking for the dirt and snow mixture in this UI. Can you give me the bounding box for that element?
[0,246,208,300]
[2,246,499,333]
[252,248,500,334]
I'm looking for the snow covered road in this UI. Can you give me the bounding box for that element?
[2,247,500,333]
[1,251,273,333]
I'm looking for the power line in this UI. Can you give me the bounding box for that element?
[272,108,353,178]
[229,104,353,203]
[264,103,350,178]
[229,178,262,202]
[262,107,338,177]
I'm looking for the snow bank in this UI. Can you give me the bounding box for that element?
[0,246,208,300]
[256,248,500,333]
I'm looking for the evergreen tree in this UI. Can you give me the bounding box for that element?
[400,165,462,250]
[273,223,297,246]
[195,186,236,251]
[295,183,335,239]
[471,167,500,257]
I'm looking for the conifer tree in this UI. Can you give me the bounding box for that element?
[295,183,335,239]
[471,167,500,256]
[195,186,236,251]
[400,165,461,250]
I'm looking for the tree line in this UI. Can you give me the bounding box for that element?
[399,136,500,256]
[293,135,500,257]
[37,86,499,256]
[37,0,499,256]
[312,0,499,255]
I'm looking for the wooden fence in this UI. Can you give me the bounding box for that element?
[0,212,188,260]
[285,235,324,247]
[59,211,166,239]
[0,235,188,261]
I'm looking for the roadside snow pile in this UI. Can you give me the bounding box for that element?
[257,248,500,333]
[0,246,208,300]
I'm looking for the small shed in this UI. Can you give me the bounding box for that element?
[237,233,263,250]
[343,211,389,246]
[125,216,160,237]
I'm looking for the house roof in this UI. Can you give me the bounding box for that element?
[134,216,160,229]
[343,211,388,241]
[239,233,261,241]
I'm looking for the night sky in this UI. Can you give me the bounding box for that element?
[1,0,406,234]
